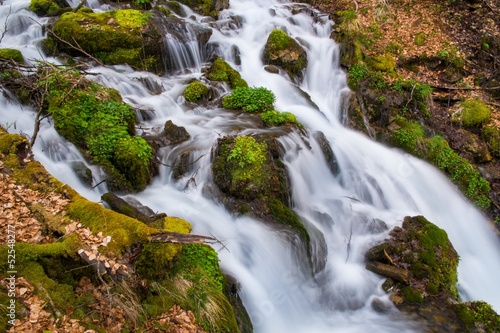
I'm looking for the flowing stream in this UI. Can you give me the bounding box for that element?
[1,0,500,332]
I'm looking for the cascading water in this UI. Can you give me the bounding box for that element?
[1,0,500,332]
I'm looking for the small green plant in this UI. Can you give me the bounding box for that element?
[226,136,267,185]
[458,99,491,128]
[392,118,425,154]
[347,63,369,89]
[183,80,209,103]
[482,125,500,158]
[414,32,426,46]
[386,42,403,55]
[260,110,302,127]
[222,86,275,112]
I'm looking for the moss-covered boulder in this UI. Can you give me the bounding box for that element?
[263,29,308,83]
[0,48,24,63]
[29,0,69,16]
[452,99,492,128]
[38,68,154,192]
[207,57,248,89]
[365,216,459,301]
[365,215,500,331]
[212,134,310,249]
[50,9,162,72]
[184,80,209,103]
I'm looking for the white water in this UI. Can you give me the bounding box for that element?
[1,0,500,331]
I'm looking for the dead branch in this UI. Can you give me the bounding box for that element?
[430,84,500,91]
[157,153,206,168]
[147,231,217,245]
[30,79,49,148]
[183,167,200,191]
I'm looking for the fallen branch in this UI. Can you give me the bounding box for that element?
[147,231,217,245]
[430,84,500,91]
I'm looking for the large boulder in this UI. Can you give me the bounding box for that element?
[263,29,308,83]
[50,9,163,72]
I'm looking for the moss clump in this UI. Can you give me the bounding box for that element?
[365,54,396,73]
[176,0,218,17]
[482,125,500,158]
[260,110,302,127]
[153,244,240,333]
[135,217,191,280]
[456,301,500,332]
[425,136,491,208]
[184,80,209,103]
[29,0,66,16]
[414,32,426,46]
[0,48,24,63]
[39,68,153,191]
[263,29,308,82]
[401,286,423,303]
[459,99,491,128]
[222,86,275,112]
[51,9,161,72]
[226,136,268,189]
[392,118,425,155]
[207,58,248,89]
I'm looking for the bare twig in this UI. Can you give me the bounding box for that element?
[30,79,49,148]
[183,167,200,191]
[157,153,206,168]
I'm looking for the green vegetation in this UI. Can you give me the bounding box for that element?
[184,80,209,103]
[227,136,267,186]
[347,63,369,89]
[266,29,293,50]
[40,68,153,191]
[222,86,275,112]
[260,110,302,127]
[401,286,423,303]
[207,58,248,88]
[392,118,425,155]
[51,9,161,71]
[482,125,500,158]
[365,54,396,73]
[458,99,491,128]
[176,0,218,17]
[456,301,500,332]
[29,0,66,16]
[414,32,427,46]
[0,48,24,63]
[425,136,490,208]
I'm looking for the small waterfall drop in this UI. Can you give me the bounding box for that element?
[1,0,500,332]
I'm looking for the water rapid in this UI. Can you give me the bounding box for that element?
[1,0,500,332]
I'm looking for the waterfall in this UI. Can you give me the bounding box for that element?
[1,0,500,331]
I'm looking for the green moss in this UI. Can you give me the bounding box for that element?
[414,32,426,46]
[113,136,153,191]
[456,301,500,332]
[52,10,160,71]
[365,54,396,73]
[135,217,191,280]
[260,110,302,127]
[425,136,490,208]
[67,196,154,255]
[268,198,310,245]
[29,0,65,16]
[482,125,500,158]
[222,86,275,112]
[459,99,491,128]
[227,136,267,186]
[39,68,153,191]
[184,80,209,103]
[401,286,423,303]
[392,118,425,155]
[167,244,240,332]
[266,29,293,50]
[0,48,24,63]
[347,63,369,89]
[207,58,248,89]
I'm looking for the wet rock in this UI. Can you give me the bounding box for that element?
[164,120,191,144]
[312,131,339,175]
[263,29,308,83]
[70,161,93,187]
[101,192,166,224]
[137,76,165,95]
[264,64,280,74]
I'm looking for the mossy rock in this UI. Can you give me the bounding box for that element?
[212,135,309,247]
[482,125,500,158]
[455,99,492,128]
[365,216,459,302]
[51,9,162,72]
[263,29,308,83]
[184,80,209,103]
[207,57,248,89]
[175,0,228,18]
[365,54,396,74]
[37,68,153,192]
[29,0,68,16]
[0,48,24,63]
[455,301,500,332]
